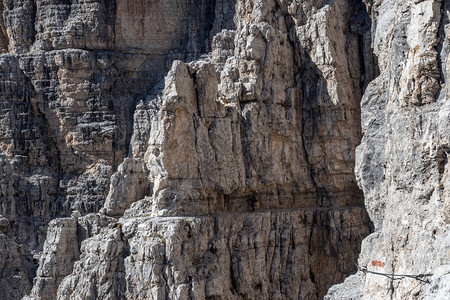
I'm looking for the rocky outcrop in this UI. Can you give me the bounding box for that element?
[0,1,236,299]
[15,0,373,298]
[53,208,369,300]
[10,0,450,299]
[123,0,375,218]
[326,0,450,299]
[25,217,80,300]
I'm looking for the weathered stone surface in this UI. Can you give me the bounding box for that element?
[127,0,372,217]
[42,1,372,298]
[53,208,369,300]
[0,1,238,299]
[327,0,450,299]
[24,217,80,300]
[11,0,450,299]
[102,158,149,217]
[324,273,364,300]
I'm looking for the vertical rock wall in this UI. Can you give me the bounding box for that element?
[326,0,450,299]
[0,0,377,299]
[0,1,237,298]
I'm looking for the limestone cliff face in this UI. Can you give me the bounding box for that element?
[2,0,447,299]
[0,0,373,299]
[0,1,231,298]
[326,0,450,299]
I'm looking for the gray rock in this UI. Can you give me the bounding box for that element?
[5,0,372,298]
[324,273,364,300]
[328,0,450,299]
[55,208,370,300]
[2,0,447,300]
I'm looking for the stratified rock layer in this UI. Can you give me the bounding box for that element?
[0,0,376,299]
